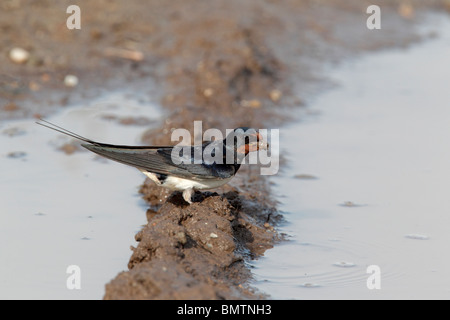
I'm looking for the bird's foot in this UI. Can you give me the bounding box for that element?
[182,188,194,204]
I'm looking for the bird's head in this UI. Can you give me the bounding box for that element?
[225,127,269,158]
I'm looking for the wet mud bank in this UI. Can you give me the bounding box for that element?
[2,0,448,299]
[104,190,278,299]
[103,1,289,300]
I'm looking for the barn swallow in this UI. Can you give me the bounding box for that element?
[36,119,268,204]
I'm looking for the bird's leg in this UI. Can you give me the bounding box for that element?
[182,188,194,204]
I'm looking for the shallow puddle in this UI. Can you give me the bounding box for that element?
[252,14,450,299]
[0,91,160,299]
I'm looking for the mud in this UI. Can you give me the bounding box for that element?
[104,190,277,299]
[1,0,448,299]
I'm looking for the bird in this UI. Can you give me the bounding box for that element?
[36,119,268,204]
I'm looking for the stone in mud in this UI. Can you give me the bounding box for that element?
[9,47,30,64]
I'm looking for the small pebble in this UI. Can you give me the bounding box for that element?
[64,74,79,87]
[240,99,261,108]
[269,89,282,102]
[339,201,367,208]
[300,283,321,288]
[3,102,19,112]
[2,127,26,137]
[398,2,415,19]
[104,47,144,61]
[203,88,214,97]
[7,151,26,159]
[405,234,429,240]
[293,174,318,180]
[59,143,79,155]
[9,47,30,64]
[28,81,40,91]
[209,232,218,238]
[333,261,356,268]
[175,231,187,245]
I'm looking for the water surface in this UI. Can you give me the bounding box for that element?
[0,91,160,299]
[252,14,450,299]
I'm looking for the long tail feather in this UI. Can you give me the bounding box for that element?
[36,119,96,144]
[36,119,173,150]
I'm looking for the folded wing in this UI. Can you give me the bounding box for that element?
[83,144,236,180]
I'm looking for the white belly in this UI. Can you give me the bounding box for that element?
[163,175,232,190]
[141,170,232,191]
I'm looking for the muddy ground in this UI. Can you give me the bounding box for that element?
[1,0,448,299]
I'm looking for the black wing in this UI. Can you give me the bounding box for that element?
[37,119,237,180]
[83,144,237,180]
